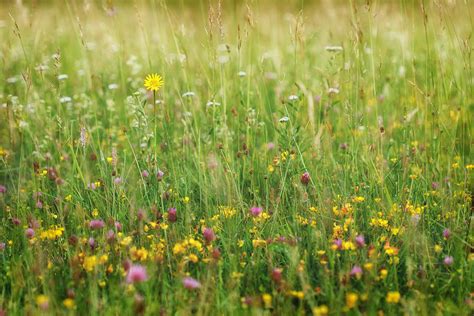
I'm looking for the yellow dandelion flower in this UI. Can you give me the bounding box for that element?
[386,291,401,303]
[36,295,49,308]
[313,305,329,316]
[144,73,164,92]
[63,298,75,309]
[346,292,358,309]
[262,293,272,308]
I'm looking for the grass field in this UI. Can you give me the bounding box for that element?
[0,0,473,315]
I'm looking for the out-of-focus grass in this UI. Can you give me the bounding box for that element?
[0,0,473,315]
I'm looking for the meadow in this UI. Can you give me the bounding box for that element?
[0,0,473,315]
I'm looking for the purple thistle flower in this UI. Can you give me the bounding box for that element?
[182,276,201,290]
[203,228,216,243]
[168,208,177,222]
[106,230,115,243]
[114,177,122,185]
[0,185,6,194]
[141,170,149,178]
[126,265,148,284]
[11,218,21,226]
[88,237,96,250]
[300,172,310,185]
[89,219,105,230]
[443,256,454,266]
[115,221,122,231]
[350,265,363,278]
[333,239,342,250]
[250,206,263,217]
[355,235,365,248]
[156,170,164,181]
[25,228,35,239]
[442,228,451,240]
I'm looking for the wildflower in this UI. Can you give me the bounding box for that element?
[206,101,221,107]
[203,228,216,243]
[63,298,75,309]
[238,71,247,77]
[156,170,164,181]
[300,172,310,185]
[167,208,177,222]
[288,95,299,101]
[262,293,272,308]
[59,96,72,103]
[83,255,98,272]
[88,237,96,250]
[355,235,365,248]
[250,206,263,217]
[36,295,49,310]
[0,185,6,194]
[89,219,105,230]
[350,265,363,279]
[126,265,148,284]
[327,87,340,95]
[442,228,451,239]
[313,305,329,316]
[289,291,304,299]
[443,256,454,266]
[325,45,343,52]
[333,239,343,250]
[108,83,119,90]
[106,230,115,243]
[182,91,195,97]
[346,292,358,309]
[386,291,401,304]
[279,116,289,123]
[25,228,35,239]
[12,218,21,226]
[434,244,442,253]
[57,74,68,80]
[114,177,122,185]
[143,73,164,92]
[182,276,201,290]
[141,170,149,178]
[40,226,64,240]
[0,242,5,251]
[271,268,283,284]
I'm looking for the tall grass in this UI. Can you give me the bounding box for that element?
[0,1,472,315]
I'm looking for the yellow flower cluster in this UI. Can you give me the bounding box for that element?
[172,238,203,256]
[83,254,108,272]
[40,226,64,240]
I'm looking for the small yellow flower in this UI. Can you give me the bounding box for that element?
[262,293,272,308]
[63,298,75,309]
[346,292,358,309]
[386,291,401,303]
[144,73,164,92]
[312,305,329,316]
[36,295,49,308]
